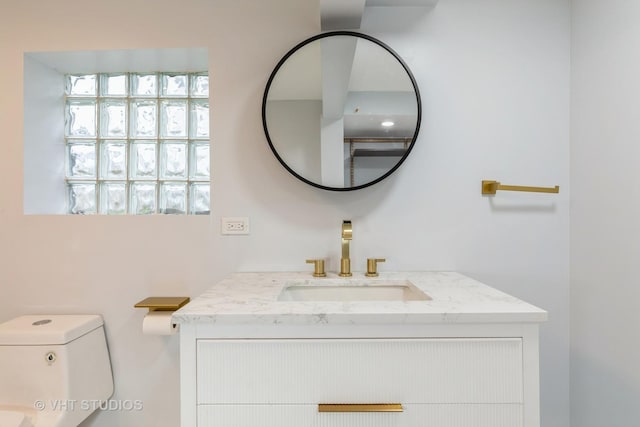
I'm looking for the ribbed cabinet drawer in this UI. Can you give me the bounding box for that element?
[196,338,523,405]
[198,404,523,427]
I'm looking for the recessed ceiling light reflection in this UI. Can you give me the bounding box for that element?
[381,121,395,127]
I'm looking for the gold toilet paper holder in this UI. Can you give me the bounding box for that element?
[134,297,190,313]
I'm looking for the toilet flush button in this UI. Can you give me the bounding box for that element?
[32,319,52,326]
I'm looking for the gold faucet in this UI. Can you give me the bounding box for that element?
[339,220,352,277]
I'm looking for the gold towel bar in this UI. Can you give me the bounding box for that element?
[318,403,403,413]
[482,180,559,195]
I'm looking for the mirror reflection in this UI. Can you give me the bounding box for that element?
[263,31,421,191]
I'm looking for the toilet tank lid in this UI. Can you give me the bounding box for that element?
[0,315,104,345]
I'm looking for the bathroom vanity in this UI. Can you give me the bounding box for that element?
[173,272,546,427]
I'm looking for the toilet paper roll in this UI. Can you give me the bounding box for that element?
[142,311,178,335]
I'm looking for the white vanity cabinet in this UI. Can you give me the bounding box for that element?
[194,337,525,427]
[174,272,546,427]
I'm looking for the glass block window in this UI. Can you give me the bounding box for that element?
[64,72,210,215]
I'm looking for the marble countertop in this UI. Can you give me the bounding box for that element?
[172,271,547,325]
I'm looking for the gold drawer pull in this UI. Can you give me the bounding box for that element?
[318,403,403,413]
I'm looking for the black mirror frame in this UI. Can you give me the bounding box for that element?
[262,31,422,192]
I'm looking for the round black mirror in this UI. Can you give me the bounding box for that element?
[262,31,421,191]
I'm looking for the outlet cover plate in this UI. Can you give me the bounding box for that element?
[221,217,250,235]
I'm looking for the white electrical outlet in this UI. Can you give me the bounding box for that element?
[221,217,250,235]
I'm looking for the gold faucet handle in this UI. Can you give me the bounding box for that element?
[306,259,326,277]
[365,258,386,277]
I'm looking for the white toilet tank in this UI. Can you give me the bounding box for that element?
[0,315,114,427]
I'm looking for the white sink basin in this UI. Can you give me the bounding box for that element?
[277,280,431,302]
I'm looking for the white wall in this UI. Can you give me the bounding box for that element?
[0,1,570,426]
[23,55,66,214]
[571,1,640,426]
